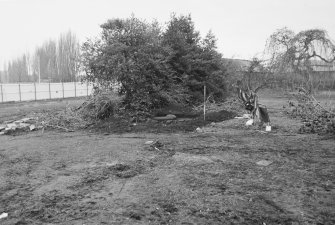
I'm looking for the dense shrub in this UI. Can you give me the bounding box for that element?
[162,14,227,103]
[81,14,227,117]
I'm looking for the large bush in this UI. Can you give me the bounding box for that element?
[81,14,227,115]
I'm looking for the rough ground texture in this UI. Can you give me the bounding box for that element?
[0,94,334,225]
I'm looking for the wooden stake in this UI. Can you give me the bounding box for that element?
[62,81,64,99]
[19,83,21,102]
[0,83,3,103]
[34,82,37,101]
[49,81,51,99]
[74,79,77,97]
[203,85,206,121]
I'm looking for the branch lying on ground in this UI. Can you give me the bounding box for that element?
[42,122,74,132]
[36,105,92,131]
[297,87,335,115]
[285,89,335,134]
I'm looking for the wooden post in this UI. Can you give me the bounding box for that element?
[0,83,3,103]
[19,83,21,102]
[74,81,77,97]
[86,82,89,96]
[49,81,51,99]
[62,81,64,99]
[203,85,206,121]
[34,82,37,101]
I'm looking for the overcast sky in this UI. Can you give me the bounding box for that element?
[0,0,335,70]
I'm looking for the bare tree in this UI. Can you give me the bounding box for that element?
[266,27,335,92]
[57,31,80,82]
[3,30,81,83]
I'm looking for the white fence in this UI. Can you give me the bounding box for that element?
[0,82,94,103]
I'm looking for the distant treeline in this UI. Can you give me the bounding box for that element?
[0,31,80,83]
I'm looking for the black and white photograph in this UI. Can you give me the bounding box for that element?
[0,0,334,224]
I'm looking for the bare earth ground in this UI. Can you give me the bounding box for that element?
[0,94,334,225]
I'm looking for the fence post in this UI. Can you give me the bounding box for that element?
[49,81,51,99]
[19,83,21,102]
[62,81,64,99]
[86,82,89,96]
[0,83,3,103]
[74,81,77,97]
[34,82,37,101]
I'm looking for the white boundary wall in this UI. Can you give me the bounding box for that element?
[0,82,94,103]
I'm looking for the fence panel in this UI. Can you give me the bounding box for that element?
[1,84,20,102]
[0,82,94,103]
[63,82,76,98]
[50,83,63,99]
[20,83,35,101]
[35,83,50,100]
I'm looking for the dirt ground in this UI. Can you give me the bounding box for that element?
[0,94,334,225]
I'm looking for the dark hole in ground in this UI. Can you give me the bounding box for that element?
[111,163,131,171]
[109,163,145,179]
[160,203,179,213]
[152,103,199,118]
[93,109,236,134]
[115,170,139,178]
[127,211,142,220]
